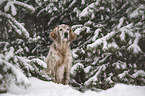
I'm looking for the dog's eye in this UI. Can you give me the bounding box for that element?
[67,28,70,31]
[59,29,62,31]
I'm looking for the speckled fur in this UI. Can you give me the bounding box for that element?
[45,24,76,85]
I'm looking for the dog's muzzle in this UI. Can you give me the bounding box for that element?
[64,32,68,38]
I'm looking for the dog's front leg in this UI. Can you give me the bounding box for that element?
[54,63,65,84]
[64,68,70,85]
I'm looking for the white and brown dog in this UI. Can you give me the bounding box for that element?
[45,24,76,85]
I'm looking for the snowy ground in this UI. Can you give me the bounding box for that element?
[1,77,145,96]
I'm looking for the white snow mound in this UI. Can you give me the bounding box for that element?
[1,77,145,96]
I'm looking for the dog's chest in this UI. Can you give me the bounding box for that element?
[57,49,71,63]
[51,43,72,65]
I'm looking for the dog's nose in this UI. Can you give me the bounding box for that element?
[64,32,68,38]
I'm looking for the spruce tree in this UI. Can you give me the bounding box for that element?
[0,0,49,92]
[70,0,145,91]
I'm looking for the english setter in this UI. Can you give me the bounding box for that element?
[45,24,76,85]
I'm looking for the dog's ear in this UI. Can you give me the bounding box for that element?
[50,27,58,40]
[69,28,76,41]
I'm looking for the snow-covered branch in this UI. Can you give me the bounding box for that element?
[0,10,30,38]
[119,23,134,39]
[87,30,116,50]
[0,58,31,88]
[84,64,107,86]
[79,0,102,21]
[4,1,17,16]
[127,32,142,53]
[48,0,77,26]
[130,4,145,19]
[92,28,101,41]
[13,1,35,13]
[3,0,35,16]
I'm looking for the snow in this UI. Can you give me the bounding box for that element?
[73,25,91,35]
[17,56,33,70]
[15,47,23,54]
[0,0,6,5]
[130,5,145,19]
[14,1,35,13]
[8,20,22,35]
[28,36,41,43]
[31,58,47,68]
[0,11,30,38]
[0,58,31,88]
[74,28,83,35]
[71,62,84,74]
[72,49,79,58]
[108,42,119,49]
[73,7,81,17]
[4,0,35,16]
[119,23,134,37]
[46,3,57,13]
[4,1,17,16]
[78,0,102,20]
[120,31,125,41]
[5,47,14,61]
[92,28,101,41]
[87,30,116,49]
[131,70,145,78]
[106,73,113,83]
[113,61,127,69]
[79,3,95,20]
[81,0,85,5]
[84,64,106,85]
[1,77,145,96]
[84,65,91,73]
[117,17,124,29]
[127,32,142,53]
[118,71,129,78]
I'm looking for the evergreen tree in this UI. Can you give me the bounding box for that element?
[0,0,49,93]
[70,0,145,91]
[0,0,145,93]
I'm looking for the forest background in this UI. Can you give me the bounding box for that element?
[0,0,145,92]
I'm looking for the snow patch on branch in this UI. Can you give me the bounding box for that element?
[3,0,35,16]
[0,58,31,88]
[87,30,116,50]
[8,20,22,35]
[84,64,106,85]
[72,49,79,58]
[117,17,125,29]
[31,58,47,68]
[71,62,84,74]
[113,61,127,69]
[79,0,101,20]
[127,32,142,53]
[131,70,145,78]
[74,28,83,35]
[119,23,134,38]
[13,1,35,13]
[108,42,119,49]
[118,71,129,78]
[4,1,17,16]
[0,11,30,38]
[5,47,14,61]
[130,5,145,19]
[92,28,101,41]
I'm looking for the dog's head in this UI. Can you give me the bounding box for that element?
[50,24,76,42]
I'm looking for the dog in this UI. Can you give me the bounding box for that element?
[45,24,76,85]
